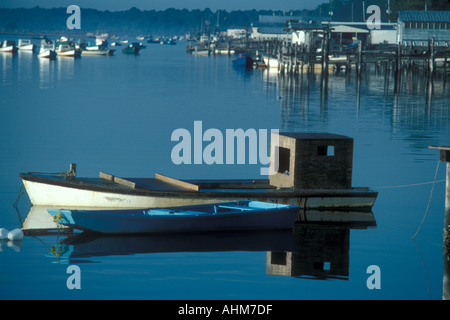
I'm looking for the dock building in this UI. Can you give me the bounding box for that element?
[397,10,450,46]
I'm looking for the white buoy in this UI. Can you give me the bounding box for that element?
[0,228,9,240]
[7,228,24,241]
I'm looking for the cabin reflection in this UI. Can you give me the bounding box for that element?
[267,224,350,280]
[266,210,376,280]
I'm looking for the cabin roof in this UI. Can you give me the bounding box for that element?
[258,15,329,24]
[331,25,370,34]
[278,132,352,140]
[429,145,450,151]
[398,10,450,23]
[285,20,325,31]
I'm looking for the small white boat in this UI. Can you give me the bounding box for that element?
[263,56,279,69]
[81,46,114,55]
[193,49,209,56]
[55,37,81,57]
[38,40,56,59]
[215,49,235,55]
[56,44,81,57]
[48,201,300,234]
[329,55,348,62]
[18,39,35,52]
[0,40,18,53]
[76,37,114,56]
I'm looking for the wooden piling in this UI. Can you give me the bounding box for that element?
[429,38,436,75]
[429,146,450,300]
[357,41,362,75]
[322,27,330,76]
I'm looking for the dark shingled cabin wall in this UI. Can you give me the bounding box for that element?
[269,132,354,189]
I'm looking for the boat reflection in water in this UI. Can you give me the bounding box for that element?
[267,210,376,280]
[21,206,377,281]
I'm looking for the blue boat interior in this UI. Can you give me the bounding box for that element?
[143,201,294,216]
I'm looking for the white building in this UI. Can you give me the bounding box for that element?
[397,10,450,46]
[249,27,289,41]
[370,28,397,45]
[226,29,247,39]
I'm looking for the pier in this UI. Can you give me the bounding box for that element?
[187,36,450,78]
[187,10,450,79]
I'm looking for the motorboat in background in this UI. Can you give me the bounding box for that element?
[17,39,35,52]
[38,39,56,59]
[0,40,18,53]
[55,37,81,57]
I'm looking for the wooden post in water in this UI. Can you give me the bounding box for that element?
[357,40,362,75]
[429,146,450,300]
[429,38,436,75]
[322,27,330,76]
[397,41,402,74]
[294,44,298,75]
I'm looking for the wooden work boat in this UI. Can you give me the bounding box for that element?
[48,201,299,234]
[19,169,377,211]
[19,133,379,211]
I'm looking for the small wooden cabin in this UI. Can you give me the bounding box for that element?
[269,132,354,189]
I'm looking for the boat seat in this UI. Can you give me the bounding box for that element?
[144,209,211,216]
[215,205,253,212]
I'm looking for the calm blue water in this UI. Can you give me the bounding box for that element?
[0,35,449,300]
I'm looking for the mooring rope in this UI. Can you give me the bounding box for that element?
[373,179,445,189]
[412,160,441,239]
[27,169,76,180]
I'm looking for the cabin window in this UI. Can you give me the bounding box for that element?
[271,252,287,265]
[276,147,290,174]
[314,261,331,271]
[318,145,334,156]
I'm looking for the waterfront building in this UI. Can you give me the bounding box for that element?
[226,29,247,39]
[397,10,450,46]
[250,15,306,42]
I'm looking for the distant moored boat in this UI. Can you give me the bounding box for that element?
[55,37,81,57]
[18,39,35,52]
[38,39,56,59]
[0,40,18,53]
[122,43,141,54]
[232,53,253,69]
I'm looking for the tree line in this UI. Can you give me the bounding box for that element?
[1,1,448,35]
